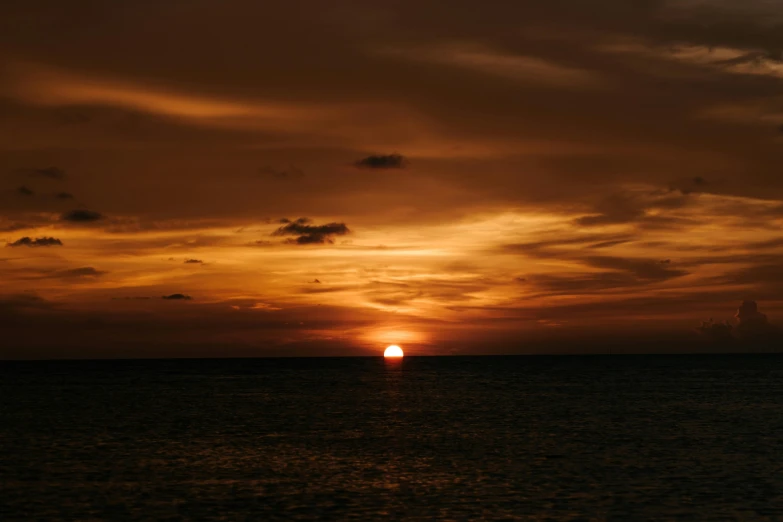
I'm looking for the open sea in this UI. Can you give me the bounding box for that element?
[3,355,783,520]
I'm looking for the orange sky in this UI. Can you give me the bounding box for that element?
[2,0,783,357]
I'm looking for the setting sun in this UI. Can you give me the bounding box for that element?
[384,345,404,358]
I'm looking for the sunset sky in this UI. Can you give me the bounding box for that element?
[2,0,783,358]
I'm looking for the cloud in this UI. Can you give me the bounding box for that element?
[17,185,34,196]
[600,41,783,81]
[311,279,321,284]
[524,272,652,294]
[0,293,57,314]
[696,319,734,341]
[669,176,709,195]
[51,267,106,278]
[258,165,305,180]
[575,190,692,228]
[582,256,688,281]
[61,209,104,223]
[574,193,647,226]
[162,293,192,300]
[735,300,775,340]
[25,167,66,180]
[700,96,783,127]
[0,220,33,233]
[355,153,407,169]
[7,237,63,248]
[698,301,778,343]
[520,255,689,296]
[502,233,634,253]
[380,43,603,88]
[4,61,346,133]
[273,217,350,244]
[55,192,74,199]
[184,259,203,264]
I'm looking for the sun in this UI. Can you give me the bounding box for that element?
[384,345,404,358]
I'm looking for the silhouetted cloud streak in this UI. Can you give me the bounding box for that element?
[7,237,63,247]
[61,209,104,223]
[355,154,407,169]
[273,218,350,244]
[162,293,192,300]
[51,267,106,278]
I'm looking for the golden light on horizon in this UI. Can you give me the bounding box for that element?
[384,345,404,358]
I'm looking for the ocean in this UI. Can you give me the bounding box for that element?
[2,355,783,520]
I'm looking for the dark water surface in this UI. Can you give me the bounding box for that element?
[3,355,783,520]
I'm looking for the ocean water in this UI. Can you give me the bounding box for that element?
[3,355,783,520]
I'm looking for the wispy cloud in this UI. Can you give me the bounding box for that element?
[379,42,604,88]
[699,96,783,127]
[600,40,783,81]
[3,62,329,124]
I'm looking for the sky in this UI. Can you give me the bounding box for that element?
[2,0,783,358]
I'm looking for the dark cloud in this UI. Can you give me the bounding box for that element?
[355,153,407,169]
[362,277,486,307]
[0,221,32,233]
[715,262,783,289]
[575,193,647,226]
[696,319,734,341]
[25,167,66,180]
[521,256,688,296]
[697,301,778,344]
[258,165,305,180]
[162,293,192,300]
[302,285,345,294]
[311,279,321,284]
[589,239,632,249]
[55,192,74,199]
[184,259,203,264]
[670,176,710,196]
[525,272,647,294]
[735,300,775,340]
[17,185,34,196]
[51,267,106,278]
[61,209,104,223]
[582,256,688,280]
[7,237,63,248]
[273,217,350,244]
[503,233,634,253]
[575,191,692,228]
[0,293,57,314]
